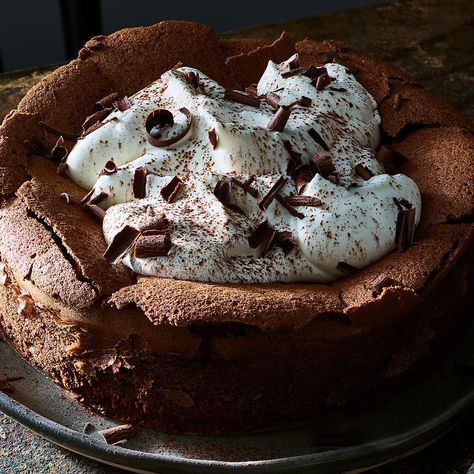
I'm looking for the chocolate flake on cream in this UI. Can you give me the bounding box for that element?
[355,164,374,180]
[395,207,416,252]
[224,89,260,108]
[133,167,148,199]
[258,176,287,211]
[103,225,140,263]
[267,106,291,132]
[160,176,183,203]
[208,129,218,149]
[308,128,329,151]
[134,234,171,258]
[283,139,302,175]
[265,91,281,109]
[113,96,132,111]
[285,195,322,207]
[95,92,119,110]
[82,108,113,136]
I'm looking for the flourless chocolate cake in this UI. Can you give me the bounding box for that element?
[0,21,473,433]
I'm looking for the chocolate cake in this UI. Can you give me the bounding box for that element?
[0,21,473,434]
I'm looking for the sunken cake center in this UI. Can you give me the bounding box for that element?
[65,54,421,283]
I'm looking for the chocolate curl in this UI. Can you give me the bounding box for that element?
[146,108,192,147]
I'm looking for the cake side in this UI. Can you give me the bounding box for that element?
[0,23,473,433]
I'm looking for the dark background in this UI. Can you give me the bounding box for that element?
[0,0,389,73]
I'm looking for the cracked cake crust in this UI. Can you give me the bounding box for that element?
[0,20,473,433]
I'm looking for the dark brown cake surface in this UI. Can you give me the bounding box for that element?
[0,20,473,433]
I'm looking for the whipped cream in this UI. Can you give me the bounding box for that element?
[66,54,421,283]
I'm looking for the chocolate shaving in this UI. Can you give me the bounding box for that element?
[276,195,304,219]
[258,176,287,211]
[184,71,200,89]
[328,87,347,92]
[208,129,218,149]
[245,84,258,97]
[273,230,295,256]
[82,107,113,136]
[248,221,295,256]
[336,261,359,276]
[232,176,259,198]
[95,92,119,110]
[395,207,416,252]
[146,108,192,147]
[100,160,117,176]
[214,180,231,203]
[89,192,107,205]
[268,106,291,132]
[113,96,132,111]
[80,188,95,205]
[328,173,340,185]
[372,274,399,296]
[161,176,183,203]
[98,424,135,445]
[141,214,169,233]
[284,195,322,207]
[355,164,374,180]
[399,198,413,209]
[294,96,312,108]
[304,65,326,79]
[133,167,148,199]
[224,89,260,108]
[39,121,78,141]
[281,66,308,78]
[103,225,140,264]
[134,234,171,258]
[293,165,313,194]
[393,197,403,211]
[0,379,14,393]
[311,154,336,179]
[61,193,81,206]
[248,220,274,249]
[50,136,68,163]
[288,56,300,70]
[314,73,332,91]
[283,140,302,175]
[393,93,402,110]
[308,128,329,151]
[265,92,280,109]
[85,203,106,222]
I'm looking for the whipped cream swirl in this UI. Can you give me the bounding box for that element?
[66,55,421,283]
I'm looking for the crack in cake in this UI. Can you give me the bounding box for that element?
[0,21,473,433]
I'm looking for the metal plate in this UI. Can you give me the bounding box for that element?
[1,323,474,474]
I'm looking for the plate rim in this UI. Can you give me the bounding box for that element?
[1,388,474,473]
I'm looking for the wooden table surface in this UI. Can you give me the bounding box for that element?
[1,0,473,472]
